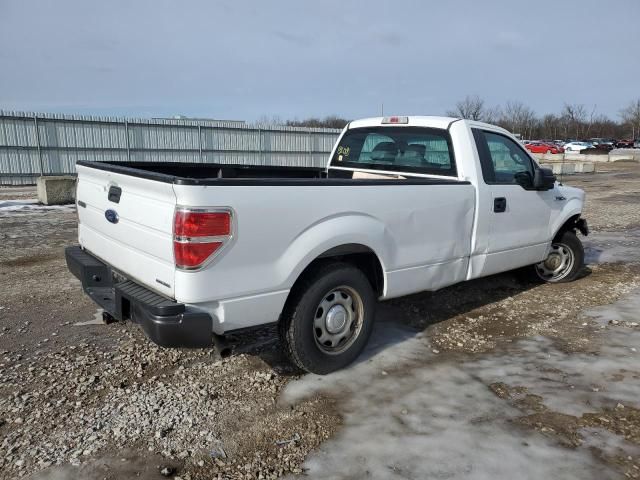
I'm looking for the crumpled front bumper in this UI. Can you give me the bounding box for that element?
[576,218,589,236]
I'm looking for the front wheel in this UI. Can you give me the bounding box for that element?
[278,262,376,374]
[534,230,584,283]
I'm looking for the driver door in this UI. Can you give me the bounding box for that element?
[472,129,555,276]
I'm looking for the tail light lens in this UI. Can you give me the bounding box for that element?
[173,208,233,270]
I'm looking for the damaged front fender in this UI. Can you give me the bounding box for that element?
[575,217,589,236]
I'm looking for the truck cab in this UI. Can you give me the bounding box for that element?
[327,117,586,280]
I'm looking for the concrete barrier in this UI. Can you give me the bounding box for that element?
[609,151,640,162]
[541,163,576,175]
[36,175,76,205]
[540,153,565,162]
[533,150,640,164]
[564,153,596,162]
[580,154,611,162]
[574,162,595,173]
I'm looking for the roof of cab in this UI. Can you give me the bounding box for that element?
[347,116,511,136]
[348,116,459,130]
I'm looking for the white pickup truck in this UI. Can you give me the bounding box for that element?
[66,116,588,373]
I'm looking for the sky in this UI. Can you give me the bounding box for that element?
[0,0,638,122]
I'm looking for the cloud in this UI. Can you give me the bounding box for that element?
[0,0,638,120]
[272,30,313,47]
[373,31,404,47]
[492,30,529,51]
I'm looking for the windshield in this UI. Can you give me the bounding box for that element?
[331,126,456,176]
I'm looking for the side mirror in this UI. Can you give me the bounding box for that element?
[514,171,533,189]
[533,167,556,190]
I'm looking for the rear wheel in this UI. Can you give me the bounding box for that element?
[533,230,584,283]
[278,262,376,374]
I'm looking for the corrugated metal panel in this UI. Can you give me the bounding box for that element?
[0,110,341,185]
[0,118,38,147]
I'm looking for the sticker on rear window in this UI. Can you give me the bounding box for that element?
[336,146,350,161]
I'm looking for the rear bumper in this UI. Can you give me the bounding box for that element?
[65,245,212,348]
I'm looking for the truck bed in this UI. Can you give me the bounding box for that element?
[75,161,467,186]
[75,159,475,332]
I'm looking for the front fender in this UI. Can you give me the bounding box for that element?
[549,185,586,238]
[276,212,392,295]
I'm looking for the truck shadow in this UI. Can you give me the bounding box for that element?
[233,266,591,375]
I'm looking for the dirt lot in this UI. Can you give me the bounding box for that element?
[1,162,640,479]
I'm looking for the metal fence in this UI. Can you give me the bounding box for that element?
[0,111,342,185]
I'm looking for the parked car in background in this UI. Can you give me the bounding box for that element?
[563,141,593,152]
[592,143,614,152]
[615,139,634,148]
[588,138,615,151]
[525,142,564,154]
[634,138,640,149]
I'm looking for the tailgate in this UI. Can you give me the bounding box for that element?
[76,164,177,298]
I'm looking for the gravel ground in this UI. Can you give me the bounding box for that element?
[1,162,639,479]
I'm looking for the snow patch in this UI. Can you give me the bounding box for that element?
[283,292,640,479]
[0,199,75,214]
[578,427,640,458]
[585,230,640,264]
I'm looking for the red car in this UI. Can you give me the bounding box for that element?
[525,142,564,154]
[615,139,634,148]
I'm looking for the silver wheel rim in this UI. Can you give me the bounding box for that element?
[313,285,364,355]
[535,243,575,282]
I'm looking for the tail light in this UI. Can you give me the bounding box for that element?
[173,208,233,270]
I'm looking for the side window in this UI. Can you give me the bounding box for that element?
[473,129,534,184]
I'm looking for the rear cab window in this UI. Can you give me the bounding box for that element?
[330,127,457,177]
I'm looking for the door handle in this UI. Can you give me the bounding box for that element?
[494,197,507,213]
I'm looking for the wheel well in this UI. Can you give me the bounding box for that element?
[554,214,582,241]
[292,244,384,298]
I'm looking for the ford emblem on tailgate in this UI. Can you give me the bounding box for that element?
[105,209,119,224]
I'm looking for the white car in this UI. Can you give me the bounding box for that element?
[563,141,593,152]
[67,116,589,374]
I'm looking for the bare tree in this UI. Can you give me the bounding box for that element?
[540,114,562,140]
[620,99,640,139]
[500,101,536,138]
[285,116,349,128]
[447,95,485,121]
[590,114,617,138]
[584,104,598,138]
[482,105,503,125]
[257,115,285,126]
[561,103,587,139]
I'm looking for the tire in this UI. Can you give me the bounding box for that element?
[532,230,584,283]
[278,261,376,374]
